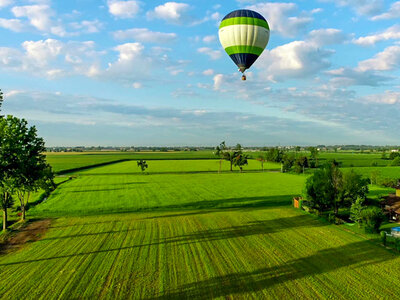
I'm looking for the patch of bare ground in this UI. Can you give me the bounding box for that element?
[0,219,52,255]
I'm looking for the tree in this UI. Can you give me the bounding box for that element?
[266,148,283,163]
[0,177,15,232]
[0,116,53,222]
[215,141,227,173]
[0,89,3,114]
[256,153,266,172]
[137,160,148,172]
[390,156,400,166]
[281,153,295,173]
[294,156,308,174]
[350,198,364,226]
[359,207,384,233]
[308,147,319,167]
[233,153,248,172]
[389,152,400,160]
[336,170,369,210]
[304,161,342,213]
[223,143,243,172]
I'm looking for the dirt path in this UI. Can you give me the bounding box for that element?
[0,219,52,255]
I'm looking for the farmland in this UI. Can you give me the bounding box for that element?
[1,154,400,299]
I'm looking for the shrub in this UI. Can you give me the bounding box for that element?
[378,177,398,188]
[360,207,384,233]
[371,161,378,167]
[390,157,400,166]
[380,231,387,246]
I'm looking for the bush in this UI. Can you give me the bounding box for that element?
[360,207,384,233]
[371,161,378,167]
[380,231,387,246]
[378,177,398,188]
[390,157,400,166]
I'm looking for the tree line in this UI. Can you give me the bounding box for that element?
[0,89,54,231]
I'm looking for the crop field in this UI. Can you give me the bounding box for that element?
[75,159,280,175]
[1,158,400,299]
[318,153,388,167]
[345,166,400,180]
[46,151,215,173]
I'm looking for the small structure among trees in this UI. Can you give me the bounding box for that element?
[381,182,400,222]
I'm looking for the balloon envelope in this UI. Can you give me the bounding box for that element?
[219,9,270,73]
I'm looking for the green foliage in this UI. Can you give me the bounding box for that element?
[137,159,148,172]
[390,156,400,166]
[389,152,400,160]
[337,170,369,208]
[350,197,365,225]
[294,156,308,174]
[281,153,295,173]
[233,153,249,172]
[380,231,386,246]
[359,207,384,233]
[0,88,3,113]
[266,148,284,163]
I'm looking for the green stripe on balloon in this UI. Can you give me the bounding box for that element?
[219,17,269,30]
[224,45,265,56]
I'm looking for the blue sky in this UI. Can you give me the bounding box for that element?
[0,0,399,146]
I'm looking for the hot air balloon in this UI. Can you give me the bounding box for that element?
[218,9,270,81]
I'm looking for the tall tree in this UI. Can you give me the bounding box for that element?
[233,153,249,173]
[0,89,3,114]
[308,147,319,167]
[0,177,15,232]
[223,143,243,172]
[256,153,266,172]
[215,141,227,173]
[0,116,53,222]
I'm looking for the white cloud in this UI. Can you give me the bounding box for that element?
[0,0,12,8]
[364,91,400,104]
[70,20,103,34]
[147,2,191,24]
[327,67,391,86]
[371,1,400,20]
[197,47,221,60]
[307,28,347,46]
[246,2,312,37]
[107,0,140,18]
[11,4,67,36]
[353,25,400,46]
[213,74,224,90]
[0,18,26,32]
[202,69,214,76]
[113,28,177,43]
[132,82,142,89]
[202,35,216,43]
[257,40,333,81]
[320,0,384,16]
[357,46,400,71]
[23,39,63,66]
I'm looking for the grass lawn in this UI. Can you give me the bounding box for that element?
[1,159,400,299]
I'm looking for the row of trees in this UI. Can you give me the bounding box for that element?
[305,161,369,214]
[256,147,319,173]
[215,142,249,173]
[0,89,54,231]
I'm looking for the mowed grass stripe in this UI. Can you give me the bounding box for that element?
[1,208,400,299]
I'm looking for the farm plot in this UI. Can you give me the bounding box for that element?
[30,171,303,216]
[1,207,400,299]
[75,159,281,175]
[344,166,400,180]
[319,153,388,167]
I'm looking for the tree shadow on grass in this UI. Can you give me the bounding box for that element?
[150,240,397,299]
[0,213,328,265]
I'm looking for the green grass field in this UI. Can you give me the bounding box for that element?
[46,151,215,173]
[345,166,400,180]
[74,159,281,175]
[1,157,400,299]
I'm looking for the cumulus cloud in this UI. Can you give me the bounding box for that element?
[69,20,103,34]
[11,4,67,36]
[246,2,312,37]
[371,1,400,20]
[256,41,333,81]
[327,67,391,86]
[0,0,13,8]
[197,47,222,60]
[353,25,400,46]
[213,74,224,90]
[307,28,348,46]
[320,0,384,16]
[113,28,177,43]
[364,91,400,104]
[202,69,214,76]
[107,0,141,18]
[203,35,216,43]
[0,18,26,32]
[357,46,400,71]
[147,2,192,24]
